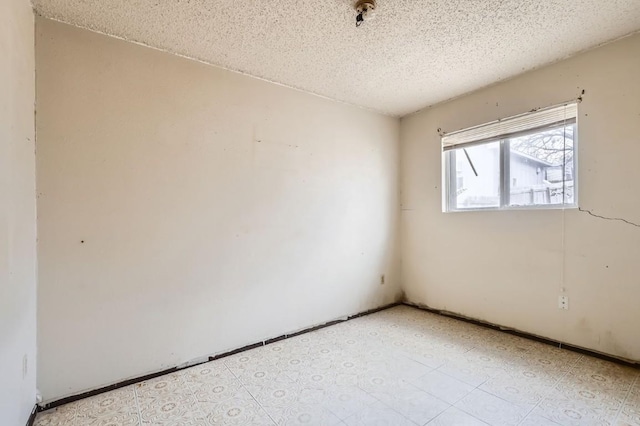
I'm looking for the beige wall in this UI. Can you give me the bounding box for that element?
[0,0,37,423]
[401,33,640,362]
[36,18,401,401]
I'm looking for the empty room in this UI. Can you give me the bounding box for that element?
[2,0,640,425]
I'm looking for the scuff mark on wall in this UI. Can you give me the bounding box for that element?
[602,331,632,360]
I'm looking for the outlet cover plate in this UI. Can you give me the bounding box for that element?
[558,295,569,310]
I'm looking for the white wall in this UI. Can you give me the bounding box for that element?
[401,33,640,362]
[0,0,37,424]
[36,18,401,402]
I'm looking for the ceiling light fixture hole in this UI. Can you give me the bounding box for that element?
[355,0,377,27]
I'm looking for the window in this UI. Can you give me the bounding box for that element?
[442,103,577,212]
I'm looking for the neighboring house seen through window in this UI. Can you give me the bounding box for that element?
[442,103,578,212]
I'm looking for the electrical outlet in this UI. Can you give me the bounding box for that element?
[558,295,569,310]
[22,354,28,378]
[380,274,385,285]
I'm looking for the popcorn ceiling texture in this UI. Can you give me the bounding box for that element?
[33,0,640,116]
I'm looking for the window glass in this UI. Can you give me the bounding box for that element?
[508,124,575,207]
[451,141,501,210]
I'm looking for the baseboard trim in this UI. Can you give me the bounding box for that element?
[402,302,640,369]
[38,301,402,412]
[38,366,181,412]
[26,404,37,426]
[207,302,401,362]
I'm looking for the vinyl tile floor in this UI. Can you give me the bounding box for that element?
[35,305,640,426]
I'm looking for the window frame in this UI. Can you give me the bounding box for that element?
[443,121,579,213]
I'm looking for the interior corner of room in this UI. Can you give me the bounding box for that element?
[2,0,640,424]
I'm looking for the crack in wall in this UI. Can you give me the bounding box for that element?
[578,207,640,228]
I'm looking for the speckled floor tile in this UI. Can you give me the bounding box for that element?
[35,306,639,426]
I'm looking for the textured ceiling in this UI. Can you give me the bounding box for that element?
[34,0,640,116]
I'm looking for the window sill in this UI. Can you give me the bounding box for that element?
[444,203,578,213]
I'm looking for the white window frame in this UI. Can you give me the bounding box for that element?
[442,103,579,213]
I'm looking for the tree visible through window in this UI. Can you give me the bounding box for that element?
[508,124,575,207]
